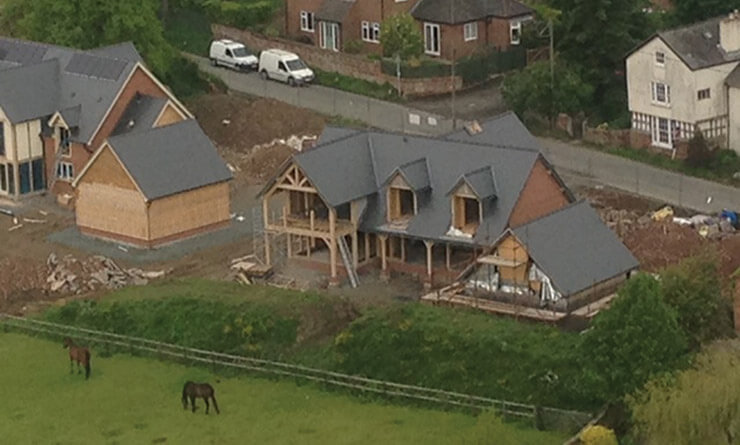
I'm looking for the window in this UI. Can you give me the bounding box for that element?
[655,51,665,65]
[32,159,45,191]
[59,127,71,157]
[57,162,74,181]
[464,22,478,41]
[0,122,4,157]
[300,11,314,32]
[225,48,233,57]
[510,21,522,45]
[361,21,380,43]
[278,61,287,71]
[388,187,416,220]
[698,88,711,100]
[0,164,6,193]
[19,162,30,194]
[453,195,481,233]
[651,82,670,105]
[424,23,440,56]
[320,22,340,51]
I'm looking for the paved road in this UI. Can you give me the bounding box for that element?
[191,55,740,213]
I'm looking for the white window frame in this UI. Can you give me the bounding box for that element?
[464,22,478,41]
[57,161,74,181]
[372,22,380,43]
[697,88,711,100]
[362,21,380,43]
[320,22,340,52]
[300,11,314,32]
[651,82,671,106]
[59,127,71,157]
[510,21,522,45]
[424,23,440,56]
[655,51,665,66]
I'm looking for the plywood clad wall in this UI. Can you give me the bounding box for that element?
[147,182,230,240]
[154,103,185,127]
[80,146,137,190]
[76,183,148,239]
[14,120,42,161]
[496,235,529,284]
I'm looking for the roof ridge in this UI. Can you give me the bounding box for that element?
[0,57,58,73]
[658,15,722,35]
[109,117,195,143]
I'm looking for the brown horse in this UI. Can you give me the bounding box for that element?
[182,381,220,414]
[62,337,91,379]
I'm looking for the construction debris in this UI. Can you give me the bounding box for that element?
[229,254,273,284]
[651,206,674,221]
[22,218,46,224]
[46,253,167,294]
[8,224,23,232]
[0,208,14,217]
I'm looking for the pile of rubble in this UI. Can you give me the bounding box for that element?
[598,208,651,236]
[46,253,166,294]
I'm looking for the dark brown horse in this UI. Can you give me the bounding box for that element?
[182,381,220,414]
[62,337,91,379]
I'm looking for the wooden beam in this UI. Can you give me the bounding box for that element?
[275,184,319,193]
[445,243,451,270]
[400,237,406,262]
[364,232,370,262]
[262,198,271,265]
[286,233,292,258]
[352,232,359,269]
[424,241,434,279]
[329,207,337,279]
[379,235,388,271]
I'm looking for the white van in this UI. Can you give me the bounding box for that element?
[209,39,258,71]
[258,49,314,86]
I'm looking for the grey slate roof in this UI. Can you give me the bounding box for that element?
[411,0,532,24]
[315,0,355,22]
[0,36,140,143]
[289,129,543,245]
[385,158,431,191]
[112,94,168,136]
[316,125,360,145]
[445,111,541,150]
[0,59,60,123]
[106,120,232,200]
[511,201,639,296]
[631,17,740,70]
[451,166,497,199]
[59,105,82,128]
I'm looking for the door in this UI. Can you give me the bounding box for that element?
[276,61,289,82]
[424,23,440,56]
[320,22,339,52]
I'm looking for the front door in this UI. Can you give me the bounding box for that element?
[320,22,340,52]
[424,23,440,56]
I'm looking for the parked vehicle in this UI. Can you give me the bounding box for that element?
[258,49,314,86]
[209,39,258,71]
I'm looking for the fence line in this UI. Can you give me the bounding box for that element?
[0,313,590,427]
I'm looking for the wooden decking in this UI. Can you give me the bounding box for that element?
[421,284,567,322]
[266,214,355,238]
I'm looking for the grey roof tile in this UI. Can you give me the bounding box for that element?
[107,120,232,200]
[87,42,143,63]
[445,111,541,150]
[112,94,168,136]
[0,59,60,123]
[59,104,82,128]
[451,166,497,199]
[316,0,355,22]
[411,0,532,24]
[512,201,639,296]
[385,158,431,191]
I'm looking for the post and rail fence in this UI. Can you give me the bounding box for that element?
[0,313,592,432]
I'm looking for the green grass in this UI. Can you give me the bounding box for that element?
[0,333,565,444]
[163,9,213,56]
[314,69,402,102]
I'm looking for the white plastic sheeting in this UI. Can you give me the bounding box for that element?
[529,263,562,302]
[446,226,473,238]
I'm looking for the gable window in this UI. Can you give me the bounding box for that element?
[453,195,481,233]
[388,187,416,220]
[510,21,522,45]
[300,11,314,32]
[697,88,711,100]
[651,82,670,105]
[464,22,478,41]
[59,127,71,157]
[57,161,74,181]
[655,51,665,65]
[0,122,4,157]
[362,21,380,43]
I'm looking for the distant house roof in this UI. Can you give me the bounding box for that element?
[511,201,639,296]
[628,16,740,70]
[411,0,533,24]
[269,128,547,245]
[106,120,232,200]
[315,0,356,22]
[445,111,541,151]
[0,36,142,143]
[112,93,168,136]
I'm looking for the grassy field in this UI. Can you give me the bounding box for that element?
[0,333,566,444]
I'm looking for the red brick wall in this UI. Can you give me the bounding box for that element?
[487,18,513,49]
[46,141,91,197]
[286,0,324,45]
[508,158,570,227]
[213,24,462,96]
[427,21,487,60]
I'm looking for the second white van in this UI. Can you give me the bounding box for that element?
[258,49,314,86]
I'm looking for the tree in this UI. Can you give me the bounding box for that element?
[579,274,687,402]
[660,254,734,349]
[380,13,423,60]
[628,339,740,445]
[549,0,654,120]
[501,61,593,123]
[670,0,740,25]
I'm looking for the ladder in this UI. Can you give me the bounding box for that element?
[337,236,359,288]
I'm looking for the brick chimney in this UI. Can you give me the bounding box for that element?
[720,10,740,53]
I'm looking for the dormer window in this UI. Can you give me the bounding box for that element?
[383,158,431,224]
[453,195,482,233]
[389,186,416,220]
[447,166,496,236]
[59,127,71,157]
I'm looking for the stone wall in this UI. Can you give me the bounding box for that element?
[212,24,463,97]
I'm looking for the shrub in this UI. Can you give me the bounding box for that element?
[380,13,422,60]
[685,130,714,168]
[343,40,363,54]
[203,0,274,29]
[580,425,618,445]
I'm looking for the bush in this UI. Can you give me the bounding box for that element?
[343,39,363,54]
[580,425,618,445]
[685,130,714,168]
[314,69,400,101]
[380,13,423,60]
[203,0,275,29]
